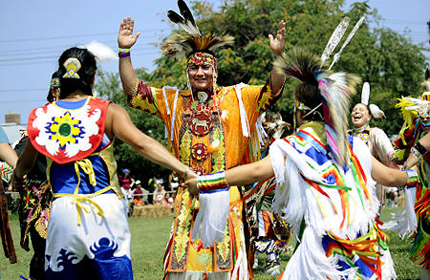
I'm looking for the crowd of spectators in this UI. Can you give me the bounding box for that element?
[118,169,177,216]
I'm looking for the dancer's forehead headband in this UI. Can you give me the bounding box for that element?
[187,52,217,73]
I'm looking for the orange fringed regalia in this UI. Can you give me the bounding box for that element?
[128,80,283,278]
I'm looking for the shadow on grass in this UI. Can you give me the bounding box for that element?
[0,207,423,280]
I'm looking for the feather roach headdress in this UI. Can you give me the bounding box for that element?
[395,94,430,146]
[273,15,365,166]
[161,0,234,90]
[396,97,425,146]
[161,0,234,60]
[275,47,360,167]
[394,68,430,146]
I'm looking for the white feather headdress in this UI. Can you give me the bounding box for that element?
[275,48,360,167]
[360,82,386,119]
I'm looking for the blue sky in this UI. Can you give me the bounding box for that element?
[0,0,428,125]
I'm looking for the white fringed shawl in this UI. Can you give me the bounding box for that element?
[389,185,418,238]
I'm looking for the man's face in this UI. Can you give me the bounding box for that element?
[351,103,371,128]
[188,64,214,90]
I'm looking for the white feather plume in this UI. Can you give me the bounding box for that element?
[369,104,385,119]
[321,17,350,63]
[85,41,117,62]
[361,82,370,105]
[402,96,430,111]
[329,15,366,70]
[361,82,386,119]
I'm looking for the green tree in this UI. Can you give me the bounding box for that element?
[96,0,428,181]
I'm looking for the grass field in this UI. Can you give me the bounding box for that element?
[0,206,421,280]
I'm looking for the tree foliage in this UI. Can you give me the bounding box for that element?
[96,0,428,183]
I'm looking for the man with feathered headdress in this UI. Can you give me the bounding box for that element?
[349,82,399,213]
[117,0,286,278]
